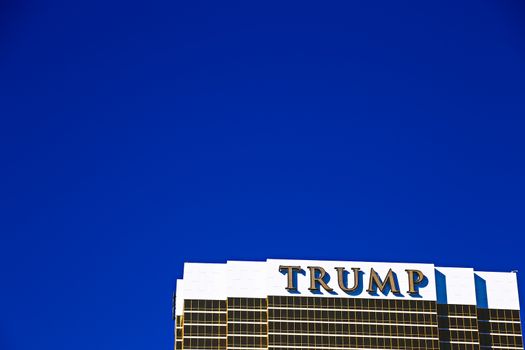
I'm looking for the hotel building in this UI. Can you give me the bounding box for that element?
[173,259,523,350]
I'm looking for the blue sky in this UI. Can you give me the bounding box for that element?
[1,1,525,349]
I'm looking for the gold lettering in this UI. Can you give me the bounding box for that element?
[307,266,334,292]
[405,269,425,294]
[279,265,302,291]
[335,267,361,292]
[366,268,400,294]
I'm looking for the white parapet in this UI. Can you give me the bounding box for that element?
[475,271,520,310]
[173,259,521,310]
[434,267,477,305]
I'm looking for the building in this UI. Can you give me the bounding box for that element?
[173,259,523,350]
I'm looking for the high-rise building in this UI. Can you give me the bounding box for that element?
[173,259,523,350]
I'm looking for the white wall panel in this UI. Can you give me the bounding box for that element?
[475,271,520,310]
[435,267,476,305]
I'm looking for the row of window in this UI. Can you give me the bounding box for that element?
[229,310,267,320]
[268,344,440,350]
[268,344,438,350]
[477,309,521,322]
[180,325,490,341]
[269,322,438,337]
[438,305,478,317]
[178,326,521,348]
[184,312,227,324]
[183,312,514,329]
[184,325,227,337]
[182,327,479,341]
[181,316,520,334]
[178,332,523,345]
[478,321,523,335]
[439,330,479,342]
[179,332,522,345]
[269,347,439,350]
[228,298,267,309]
[178,340,484,350]
[439,317,479,330]
[183,338,226,349]
[268,334,439,349]
[229,323,268,335]
[439,343,480,350]
[269,309,437,324]
[179,300,520,319]
[228,336,268,347]
[227,311,268,322]
[184,299,227,311]
[268,296,437,312]
[479,334,524,347]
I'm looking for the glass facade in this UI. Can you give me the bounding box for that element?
[438,304,480,350]
[477,308,523,350]
[182,299,227,350]
[175,296,523,350]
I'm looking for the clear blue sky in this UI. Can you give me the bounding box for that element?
[1,1,525,349]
